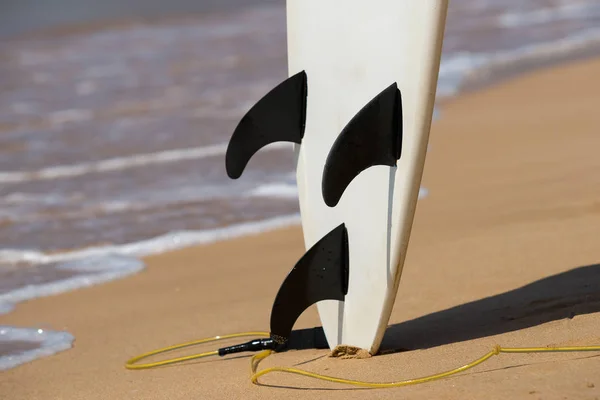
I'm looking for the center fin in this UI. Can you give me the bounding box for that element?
[269,223,348,344]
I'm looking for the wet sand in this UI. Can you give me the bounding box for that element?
[2,56,600,399]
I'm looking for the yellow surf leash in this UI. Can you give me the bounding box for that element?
[125,331,600,388]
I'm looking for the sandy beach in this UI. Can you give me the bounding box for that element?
[2,53,600,399]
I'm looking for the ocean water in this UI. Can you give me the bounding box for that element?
[1,0,600,370]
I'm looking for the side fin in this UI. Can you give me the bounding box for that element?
[321,83,402,207]
[225,70,307,179]
[269,223,348,344]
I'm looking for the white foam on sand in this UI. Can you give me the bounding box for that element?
[0,214,302,315]
[0,176,431,316]
[0,326,75,371]
[0,214,302,266]
[0,215,301,369]
[0,255,145,315]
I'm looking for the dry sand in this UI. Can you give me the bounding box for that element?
[2,57,600,399]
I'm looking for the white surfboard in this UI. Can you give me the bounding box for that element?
[287,0,448,354]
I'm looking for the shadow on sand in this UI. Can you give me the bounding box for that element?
[287,263,600,353]
[380,263,600,352]
[257,263,600,390]
[151,264,599,390]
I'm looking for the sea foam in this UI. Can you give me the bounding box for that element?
[0,326,74,371]
[0,255,145,315]
[0,214,302,315]
[0,142,290,184]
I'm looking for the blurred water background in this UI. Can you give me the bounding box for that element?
[1,0,600,369]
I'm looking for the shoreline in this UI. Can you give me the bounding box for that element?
[2,1,600,272]
[458,32,600,99]
[2,36,600,315]
[2,55,599,398]
[2,40,600,336]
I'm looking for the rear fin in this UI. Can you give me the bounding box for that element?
[225,70,307,179]
[269,223,348,344]
[322,83,402,207]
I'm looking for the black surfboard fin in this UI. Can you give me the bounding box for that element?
[225,70,307,179]
[269,223,349,345]
[322,83,403,207]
